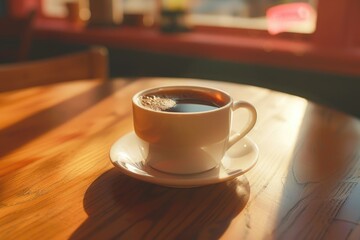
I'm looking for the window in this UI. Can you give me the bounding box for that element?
[42,0,69,18]
[190,0,318,34]
[41,0,90,21]
[42,0,155,25]
[41,0,317,34]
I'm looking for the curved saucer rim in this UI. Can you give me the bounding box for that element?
[109,132,259,188]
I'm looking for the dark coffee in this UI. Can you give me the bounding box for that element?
[165,99,219,112]
[140,88,227,113]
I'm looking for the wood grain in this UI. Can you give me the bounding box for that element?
[0,78,359,240]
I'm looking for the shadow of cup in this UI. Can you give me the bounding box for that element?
[70,169,250,240]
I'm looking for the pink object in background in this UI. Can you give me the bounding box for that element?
[266,3,316,35]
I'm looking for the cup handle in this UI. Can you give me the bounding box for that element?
[227,101,257,149]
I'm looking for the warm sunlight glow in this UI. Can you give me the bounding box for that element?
[221,95,309,239]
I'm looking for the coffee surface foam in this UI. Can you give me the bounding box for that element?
[139,95,176,111]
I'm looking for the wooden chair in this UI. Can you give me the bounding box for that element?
[0,46,109,92]
[0,12,35,63]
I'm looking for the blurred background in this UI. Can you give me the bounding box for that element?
[0,0,359,117]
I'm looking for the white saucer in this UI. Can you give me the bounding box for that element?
[109,132,259,188]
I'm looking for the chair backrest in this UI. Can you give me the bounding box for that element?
[0,12,35,62]
[0,46,109,92]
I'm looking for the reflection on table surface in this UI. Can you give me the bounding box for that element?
[0,77,359,239]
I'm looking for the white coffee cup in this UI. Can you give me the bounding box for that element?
[132,86,257,174]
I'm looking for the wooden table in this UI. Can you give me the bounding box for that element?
[1,78,359,240]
